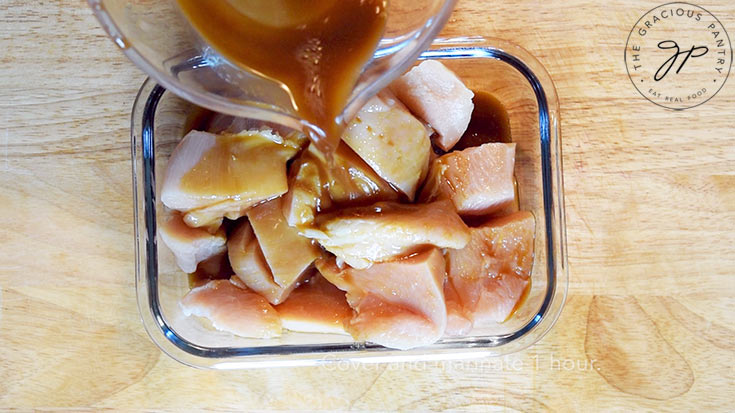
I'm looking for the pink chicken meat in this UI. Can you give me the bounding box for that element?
[390,60,474,151]
[317,248,447,349]
[158,211,226,273]
[275,273,353,335]
[421,142,516,216]
[341,90,431,200]
[228,220,298,305]
[446,211,535,325]
[180,278,282,338]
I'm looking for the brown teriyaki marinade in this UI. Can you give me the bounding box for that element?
[453,91,512,150]
[176,0,387,153]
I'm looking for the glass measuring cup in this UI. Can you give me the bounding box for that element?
[88,0,457,133]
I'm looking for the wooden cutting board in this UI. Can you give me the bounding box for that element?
[1,0,733,410]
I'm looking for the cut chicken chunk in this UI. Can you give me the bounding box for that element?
[161,129,300,226]
[342,91,431,199]
[227,220,297,305]
[275,273,352,335]
[188,251,233,288]
[446,211,535,324]
[229,273,250,289]
[281,146,331,228]
[305,200,470,269]
[283,143,400,229]
[489,176,520,218]
[158,211,226,273]
[180,278,282,338]
[420,142,516,216]
[460,272,529,324]
[317,248,447,349]
[444,280,473,336]
[390,60,474,151]
[325,143,400,206]
[326,143,400,205]
[182,198,245,228]
[247,197,321,288]
[348,294,438,350]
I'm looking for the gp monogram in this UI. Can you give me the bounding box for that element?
[625,2,732,110]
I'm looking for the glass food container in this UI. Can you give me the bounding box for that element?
[131,38,568,369]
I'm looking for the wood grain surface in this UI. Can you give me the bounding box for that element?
[1,0,734,411]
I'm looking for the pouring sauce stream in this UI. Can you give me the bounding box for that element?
[176,0,388,153]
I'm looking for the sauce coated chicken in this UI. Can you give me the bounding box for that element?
[160,61,535,349]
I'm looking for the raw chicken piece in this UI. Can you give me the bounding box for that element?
[317,248,448,349]
[461,272,529,324]
[182,199,245,228]
[161,129,301,226]
[247,197,321,288]
[348,294,438,350]
[444,280,473,336]
[420,142,516,216]
[281,146,331,228]
[390,60,474,151]
[325,143,400,205]
[180,278,282,338]
[158,212,226,273]
[342,91,431,199]
[227,220,297,305]
[305,200,470,269]
[188,251,233,288]
[275,273,352,335]
[446,211,535,324]
[229,273,250,289]
[282,143,399,228]
[319,143,399,206]
[489,176,520,218]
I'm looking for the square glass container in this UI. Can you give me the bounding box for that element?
[131,37,568,369]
